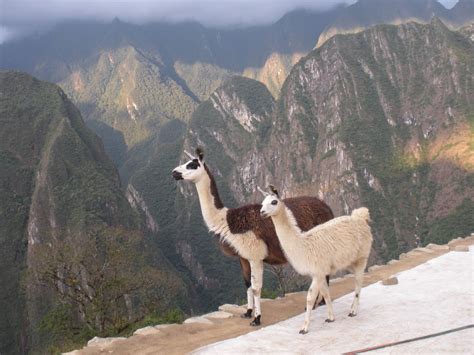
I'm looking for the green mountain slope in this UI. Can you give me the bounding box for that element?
[59,45,198,148]
[0,71,185,354]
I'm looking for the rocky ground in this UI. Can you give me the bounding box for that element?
[66,234,474,355]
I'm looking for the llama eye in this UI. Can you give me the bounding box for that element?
[271,200,278,205]
[186,160,200,169]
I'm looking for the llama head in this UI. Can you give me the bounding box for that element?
[259,185,283,218]
[172,148,206,183]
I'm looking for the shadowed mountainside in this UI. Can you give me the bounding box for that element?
[0,71,186,354]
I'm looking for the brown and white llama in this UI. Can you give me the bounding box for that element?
[172,148,334,326]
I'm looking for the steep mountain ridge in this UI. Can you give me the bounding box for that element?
[0,72,185,354]
[316,0,474,47]
[269,19,473,260]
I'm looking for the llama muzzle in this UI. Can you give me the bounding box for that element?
[172,170,183,180]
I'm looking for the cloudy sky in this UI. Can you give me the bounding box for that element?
[0,0,460,43]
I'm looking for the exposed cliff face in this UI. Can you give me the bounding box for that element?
[177,20,473,275]
[0,72,185,354]
[265,19,473,261]
[316,0,474,48]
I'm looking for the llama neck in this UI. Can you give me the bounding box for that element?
[271,207,302,248]
[195,165,226,230]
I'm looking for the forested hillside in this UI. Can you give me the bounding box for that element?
[0,72,186,354]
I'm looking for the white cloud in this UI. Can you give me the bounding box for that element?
[0,0,460,43]
[0,0,349,27]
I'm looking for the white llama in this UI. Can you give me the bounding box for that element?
[260,186,373,334]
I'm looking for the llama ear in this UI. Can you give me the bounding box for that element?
[257,186,269,197]
[268,185,279,198]
[195,147,204,161]
[184,150,195,160]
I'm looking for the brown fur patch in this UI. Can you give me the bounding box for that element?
[284,196,335,231]
[226,197,334,265]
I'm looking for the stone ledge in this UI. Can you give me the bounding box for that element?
[368,264,383,272]
[447,237,464,246]
[381,277,398,286]
[133,326,161,336]
[204,311,234,319]
[451,245,469,252]
[184,316,213,325]
[218,304,245,313]
[426,243,450,251]
[413,247,435,254]
[87,336,126,347]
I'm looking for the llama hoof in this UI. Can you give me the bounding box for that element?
[325,318,334,323]
[250,315,261,326]
[348,312,357,317]
[299,329,308,335]
[241,309,253,319]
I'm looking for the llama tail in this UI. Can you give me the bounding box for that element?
[351,207,370,222]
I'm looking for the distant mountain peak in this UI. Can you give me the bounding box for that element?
[430,16,449,27]
[316,0,474,47]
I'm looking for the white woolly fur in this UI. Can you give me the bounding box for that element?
[261,195,373,334]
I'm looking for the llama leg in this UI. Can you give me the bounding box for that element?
[349,259,366,317]
[249,260,264,326]
[318,276,335,323]
[312,274,330,309]
[300,278,319,334]
[243,287,254,318]
[239,258,253,318]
